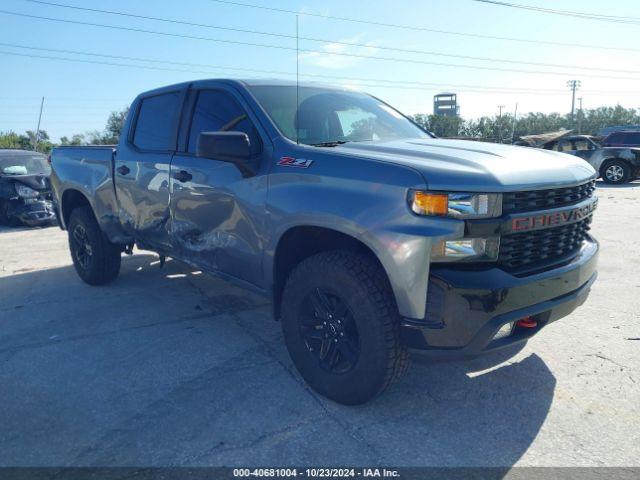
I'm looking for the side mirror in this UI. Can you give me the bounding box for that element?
[197,131,254,176]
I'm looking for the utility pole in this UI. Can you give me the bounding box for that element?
[567,80,581,125]
[497,105,505,143]
[577,97,583,135]
[34,96,44,151]
[510,102,518,144]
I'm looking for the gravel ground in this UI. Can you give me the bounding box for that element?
[0,180,638,468]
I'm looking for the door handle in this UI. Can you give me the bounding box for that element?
[116,165,130,176]
[173,170,193,183]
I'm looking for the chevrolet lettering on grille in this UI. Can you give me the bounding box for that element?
[509,198,598,233]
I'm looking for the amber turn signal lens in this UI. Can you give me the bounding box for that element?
[412,192,448,216]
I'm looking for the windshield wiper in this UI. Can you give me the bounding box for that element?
[310,140,348,147]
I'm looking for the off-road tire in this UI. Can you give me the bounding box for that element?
[68,206,121,285]
[601,160,631,184]
[281,250,409,405]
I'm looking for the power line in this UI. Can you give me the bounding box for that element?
[3,9,640,81]
[3,41,636,97]
[15,0,640,74]
[1,47,639,99]
[471,0,640,25]
[0,49,571,96]
[203,0,640,52]
[0,42,577,93]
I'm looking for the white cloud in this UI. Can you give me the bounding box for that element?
[300,37,379,70]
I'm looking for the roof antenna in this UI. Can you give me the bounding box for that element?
[296,14,300,145]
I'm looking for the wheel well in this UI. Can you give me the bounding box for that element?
[272,226,388,319]
[61,189,90,227]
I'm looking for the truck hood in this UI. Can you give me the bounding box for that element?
[335,138,596,192]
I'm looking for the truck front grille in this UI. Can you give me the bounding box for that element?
[502,180,596,214]
[498,217,592,273]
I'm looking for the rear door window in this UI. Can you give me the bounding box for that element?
[574,139,592,151]
[558,140,573,152]
[605,133,624,145]
[133,92,181,151]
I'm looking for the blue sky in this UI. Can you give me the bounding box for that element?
[2,0,640,141]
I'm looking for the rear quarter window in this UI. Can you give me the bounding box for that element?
[132,92,181,151]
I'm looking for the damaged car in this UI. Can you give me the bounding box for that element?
[0,149,57,227]
[519,130,640,185]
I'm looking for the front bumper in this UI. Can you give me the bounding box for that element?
[11,199,57,226]
[400,238,598,358]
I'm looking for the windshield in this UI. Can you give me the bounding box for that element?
[248,85,429,146]
[0,152,50,176]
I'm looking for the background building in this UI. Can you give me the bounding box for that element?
[433,93,459,117]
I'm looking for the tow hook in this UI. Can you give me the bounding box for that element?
[517,316,538,329]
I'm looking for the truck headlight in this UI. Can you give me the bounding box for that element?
[15,184,39,199]
[431,237,500,262]
[410,191,502,219]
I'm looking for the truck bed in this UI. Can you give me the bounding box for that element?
[49,145,123,239]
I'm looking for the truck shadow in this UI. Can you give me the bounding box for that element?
[595,179,639,189]
[0,224,56,234]
[0,254,554,468]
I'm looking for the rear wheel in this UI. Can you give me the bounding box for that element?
[601,160,631,184]
[281,251,409,405]
[68,206,121,285]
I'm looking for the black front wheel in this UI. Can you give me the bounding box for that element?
[281,251,409,405]
[68,206,121,285]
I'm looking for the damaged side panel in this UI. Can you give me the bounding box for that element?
[112,153,172,250]
[168,153,268,288]
[49,146,131,242]
[583,147,640,173]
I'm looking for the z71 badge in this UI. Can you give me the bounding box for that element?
[278,156,313,168]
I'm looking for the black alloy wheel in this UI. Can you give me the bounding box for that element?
[71,223,93,271]
[67,206,121,285]
[280,250,409,405]
[299,288,360,374]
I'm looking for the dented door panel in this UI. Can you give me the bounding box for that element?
[168,154,267,287]
[114,151,173,250]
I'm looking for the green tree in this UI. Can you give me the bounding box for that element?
[411,114,464,137]
[0,130,52,152]
[411,105,640,142]
[105,108,128,142]
[0,131,25,149]
[60,134,86,146]
[84,108,129,145]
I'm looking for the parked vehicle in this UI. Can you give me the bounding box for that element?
[0,149,57,227]
[50,80,599,404]
[542,134,640,184]
[601,130,640,148]
[598,125,640,138]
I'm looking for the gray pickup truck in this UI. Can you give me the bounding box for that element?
[50,79,599,404]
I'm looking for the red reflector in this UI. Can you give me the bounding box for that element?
[517,317,537,329]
